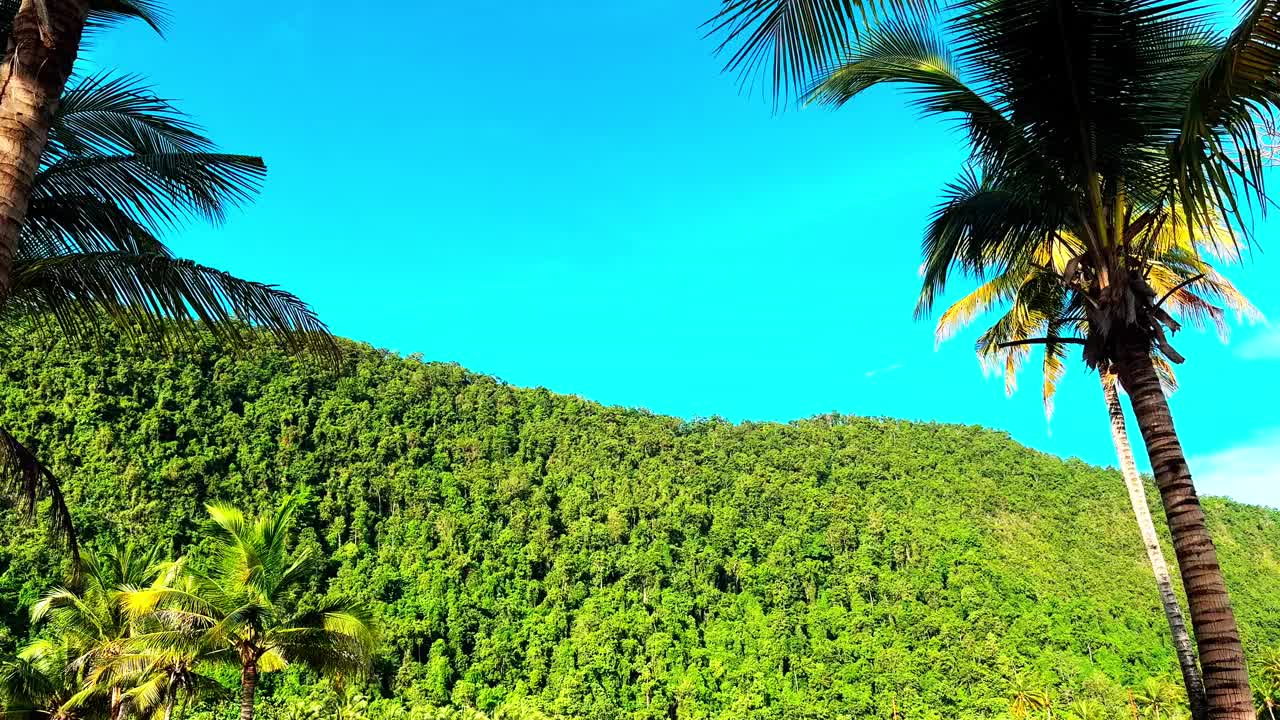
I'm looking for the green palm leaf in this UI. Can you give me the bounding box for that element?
[704,0,931,101]
[6,252,337,361]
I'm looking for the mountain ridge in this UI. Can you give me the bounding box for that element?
[1,332,1278,720]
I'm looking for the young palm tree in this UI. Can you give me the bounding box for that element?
[88,562,229,720]
[1066,699,1107,720]
[1256,680,1279,720]
[805,1,1280,713]
[31,544,165,720]
[934,222,1257,720]
[1008,673,1052,720]
[0,639,88,719]
[1137,678,1188,720]
[0,2,337,555]
[124,499,376,720]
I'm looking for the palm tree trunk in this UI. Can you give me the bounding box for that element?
[162,699,174,720]
[1114,341,1253,720]
[110,686,124,720]
[239,661,259,720]
[1101,371,1207,720]
[0,0,90,297]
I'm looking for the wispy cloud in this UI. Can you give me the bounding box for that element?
[1237,326,1280,360]
[1190,430,1280,509]
[864,363,903,379]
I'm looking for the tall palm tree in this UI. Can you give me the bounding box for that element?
[0,3,337,556]
[934,222,1257,720]
[805,1,1280,713]
[124,499,376,720]
[0,0,163,298]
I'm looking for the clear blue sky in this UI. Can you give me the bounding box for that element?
[93,1,1280,507]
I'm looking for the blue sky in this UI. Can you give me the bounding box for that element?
[93,1,1280,507]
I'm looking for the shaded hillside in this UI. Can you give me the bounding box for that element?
[1,333,1277,720]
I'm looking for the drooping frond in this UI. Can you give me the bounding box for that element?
[917,168,1060,317]
[806,16,1026,163]
[33,152,265,230]
[5,252,338,361]
[1175,0,1280,235]
[0,427,78,561]
[0,0,166,51]
[703,0,931,101]
[21,192,169,259]
[84,0,168,35]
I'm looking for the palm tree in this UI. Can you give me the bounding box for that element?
[805,0,1280,712]
[1255,680,1279,720]
[89,563,229,720]
[31,544,164,720]
[1008,673,1052,720]
[124,498,376,720]
[0,639,87,719]
[1066,700,1107,720]
[934,222,1256,720]
[0,1,337,556]
[0,0,163,298]
[1137,679,1187,720]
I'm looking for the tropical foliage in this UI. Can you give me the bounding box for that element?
[2,500,373,720]
[0,0,334,560]
[801,0,1280,711]
[1,333,1280,719]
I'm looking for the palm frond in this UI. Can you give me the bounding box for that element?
[33,151,266,230]
[84,0,167,35]
[703,0,931,101]
[917,168,1059,318]
[1175,0,1280,234]
[0,427,78,561]
[6,252,338,361]
[806,16,1024,162]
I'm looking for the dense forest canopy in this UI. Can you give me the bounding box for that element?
[1,331,1278,719]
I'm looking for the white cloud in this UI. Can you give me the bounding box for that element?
[1190,430,1280,509]
[1237,326,1280,360]
[864,363,903,379]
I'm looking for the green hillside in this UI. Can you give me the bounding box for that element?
[1,333,1278,720]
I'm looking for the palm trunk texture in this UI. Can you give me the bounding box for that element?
[239,662,259,720]
[1114,341,1253,720]
[0,0,89,297]
[1102,372,1207,720]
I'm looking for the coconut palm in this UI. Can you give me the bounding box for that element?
[934,219,1257,720]
[30,544,165,720]
[1256,680,1280,720]
[0,639,89,719]
[87,563,229,720]
[1066,699,1108,720]
[0,1,336,557]
[1137,679,1187,720]
[805,0,1280,712]
[1009,673,1052,720]
[124,498,376,720]
[0,0,164,299]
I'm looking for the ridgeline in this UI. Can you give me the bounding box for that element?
[1,333,1278,720]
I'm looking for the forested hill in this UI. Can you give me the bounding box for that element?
[2,333,1279,720]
